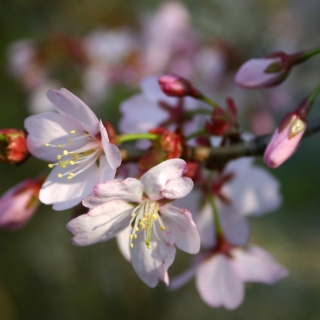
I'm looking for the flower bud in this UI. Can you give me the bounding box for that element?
[158,74,202,98]
[0,176,44,230]
[264,113,306,168]
[0,129,28,164]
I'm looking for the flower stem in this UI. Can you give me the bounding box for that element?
[298,48,320,63]
[207,190,223,237]
[116,133,159,144]
[0,133,7,141]
[200,95,219,109]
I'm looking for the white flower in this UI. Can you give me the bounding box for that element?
[67,159,201,287]
[24,88,121,210]
[170,245,288,310]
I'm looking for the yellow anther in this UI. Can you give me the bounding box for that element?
[130,243,134,248]
[70,130,76,134]
[70,161,75,165]
[48,164,54,168]
[142,225,146,230]
[139,221,145,226]
[135,227,139,232]
[57,174,63,178]
[152,214,158,220]
[67,176,73,180]
[44,143,50,147]
[131,213,136,218]
[63,150,68,155]
[147,245,151,249]
[160,226,165,231]
[134,234,137,239]
[129,235,133,240]
[68,139,73,143]
[142,217,147,222]
[58,144,62,149]
[57,155,62,160]
[61,165,66,169]
[146,214,151,219]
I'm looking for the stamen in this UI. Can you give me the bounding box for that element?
[130,243,134,248]
[57,174,63,178]
[63,150,68,155]
[57,155,62,160]
[70,130,76,134]
[44,143,50,147]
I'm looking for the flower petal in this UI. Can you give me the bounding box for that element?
[67,200,133,246]
[160,204,200,254]
[25,112,85,162]
[232,246,288,284]
[47,88,100,135]
[83,178,144,209]
[130,224,176,287]
[99,120,122,169]
[116,225,131,262]
[40,163,100,211]
[140,159,190,201]
[196,254,244,310]
[196,203,216,249]
[161,177,194,199]
[98,155,116,183]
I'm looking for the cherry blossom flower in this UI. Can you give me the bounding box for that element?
[170,245,288,310]
[0,177,44,230]
[67,159,200,287]
[24,88,121,210]
[264,113,306,168]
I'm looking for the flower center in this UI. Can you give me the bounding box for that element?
[44,129,101,179]
[129,200,165,249]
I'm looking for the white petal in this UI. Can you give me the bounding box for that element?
[196,203,216,249]
[47,88,99,135]
[98,155,116,183]
[161,177,194,199]
[140,159,190,201]
[222,158,282,216]
[130,225,176,287]
[160,205,200,254]
[40,163,100,210]
[25,112,85,162]
[116,225,131,262]
[119,93,167,134]
[99,120,122,169]
[196,254,244,310]
[232,246,289,284]
[83,178,144,208]
[67,200,133,246]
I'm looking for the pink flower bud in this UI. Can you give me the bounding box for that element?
[0,129,29,164]
[264,113,306,168]
[235,57,288,89]
[158,74,201,98]
[0,177,44,230]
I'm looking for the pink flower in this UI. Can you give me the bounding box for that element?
[0,177,44,230]
[24,88,121,210]
[235,57,287,89]
[67,159,200,287]
[173,245,287,310]
[264,113,306,168]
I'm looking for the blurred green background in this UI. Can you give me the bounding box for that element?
[1,0,320,319]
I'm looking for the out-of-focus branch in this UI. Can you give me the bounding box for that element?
[120,117,320,167]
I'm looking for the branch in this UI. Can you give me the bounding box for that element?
[120,117,320,167]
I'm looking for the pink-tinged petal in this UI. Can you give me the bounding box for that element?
[67,200,133,246]
[40,163,100,211]
[116,225,131,262]
[232,246,288,284]
[222,158,282,216]
[119,94,167,134]
[98,155,116,183]
[0,180,40,230]
[140,159,189,201]
[160,204,200,254]
[161,177,194,199]
[264,114,306,168]
[25,112,85,162]
[130,225,176,287]
[219,211,250,247]
[141,76,178,105]
[196,203,216,249]
[196,254,244,310]
[235,58,285,89]
[47,88,99,135]
[99,120,122,169]
[83,178,144,208]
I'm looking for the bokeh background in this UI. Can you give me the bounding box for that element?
[1,0,320,319]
